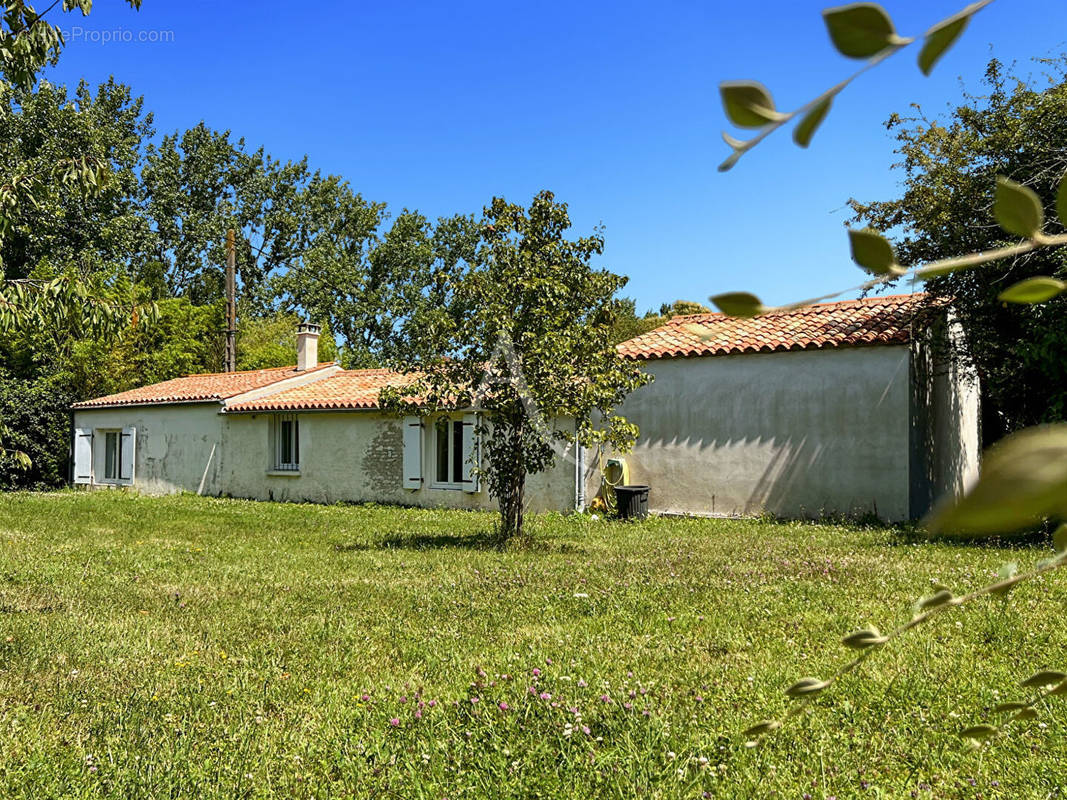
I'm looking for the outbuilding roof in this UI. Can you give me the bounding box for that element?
[616,294,927,361]
[71,363,338,409]
[223,369,412,413]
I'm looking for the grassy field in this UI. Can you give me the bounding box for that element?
[0,492,1064,798]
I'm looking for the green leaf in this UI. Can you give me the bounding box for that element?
[822,3,903,59]
[1053,523,1067,554]
[998,277,1066,304]
[710,292,766,318]
[990,561,1019,598]
[994,176,1044,238]
[1020,670,1067,688]
[992,701,1028,714]
[958,724,998,741]
[793,97,833,148]
[784,677,829,698]
[916,588,953,611]
[841,627,888,649]
[742,720,781,737]
[918,4,977,76]
[1057,170,1067,229]
[848,228,900,275]
[925,424,1067,535]
[719,81,788,129]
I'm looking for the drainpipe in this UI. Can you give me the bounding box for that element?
[574,436,585,512]
[67,409,75,487]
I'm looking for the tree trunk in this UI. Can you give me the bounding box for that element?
[497,420,527,541]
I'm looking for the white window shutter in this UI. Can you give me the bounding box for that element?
[120,426,137,483]
[73,428,93,485]
[460,413,480,493]
[402,416,423,490]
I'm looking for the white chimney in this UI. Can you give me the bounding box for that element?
[296,322,321,371]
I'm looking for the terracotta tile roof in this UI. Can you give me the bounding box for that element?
[71,363,338,409]
[617,294,928,361]
[223,369,414,413]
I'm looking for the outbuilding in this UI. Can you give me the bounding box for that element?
[611,294,980,521]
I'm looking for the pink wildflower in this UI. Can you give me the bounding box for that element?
[498,701,509,711]
[389,718,400,727]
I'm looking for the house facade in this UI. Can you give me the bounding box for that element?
[72,295,980,522]
[71,325,587,512]
[609,294,981,521]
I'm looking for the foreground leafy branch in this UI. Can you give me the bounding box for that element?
[710,173,1067,318]
[744,532,1067,746]
[718,0,995,171]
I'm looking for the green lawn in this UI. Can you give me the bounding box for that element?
[0,492,1064,798]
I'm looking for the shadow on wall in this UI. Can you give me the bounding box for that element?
[619,348,913,520]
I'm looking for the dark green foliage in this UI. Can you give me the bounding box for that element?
[0,371,74,489]
[850,58,1067,441]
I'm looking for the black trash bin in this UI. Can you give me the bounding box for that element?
[614,485,650,520]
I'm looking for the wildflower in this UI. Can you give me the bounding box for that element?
[600,694,612,704]
[428,699,437,707]
[532,668,541,677]
[389,718,400,727]
[400,696,407,703]
[695,696,704,703]
[498,701,509,711]
[624,702,633,710]
[539,692,551,701]
[577,679,587,688]
[574,592,589,598]
[414,709,422,719]
[470,697,480,704]
[361,694,370,702]
[582,725,591,735]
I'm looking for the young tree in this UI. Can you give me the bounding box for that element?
[387,191,649,540]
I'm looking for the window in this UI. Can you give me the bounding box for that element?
[103,431,120,480]
[434,417,465,485]
[429,414,481,491]
[273,414,300,471]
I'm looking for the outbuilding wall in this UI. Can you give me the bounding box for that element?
[611,346,915,520]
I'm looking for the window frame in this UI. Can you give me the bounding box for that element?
[101,429,121,482]
[271,413,301,472]
[428,414,466,490]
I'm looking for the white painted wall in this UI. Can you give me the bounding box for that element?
[73,404,225,495]
[72,406,579,513]
[611,346,915,520]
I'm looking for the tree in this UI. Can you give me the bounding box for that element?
[387,191,649,540]
[273,201,480,367]
[236,310,339,371]
[850,57,1067,443]
[0,1,142,92]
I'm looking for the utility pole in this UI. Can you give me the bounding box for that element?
[224,228,237,373]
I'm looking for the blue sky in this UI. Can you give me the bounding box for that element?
[45,0,1067,313]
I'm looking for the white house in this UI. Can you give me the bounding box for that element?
[610,294,980,521]
[71,294,979,521]
[71,324,586,512]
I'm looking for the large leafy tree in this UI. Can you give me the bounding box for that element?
[851,57,1067,443]
[388,191,649,540]
[273,199,481,367]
